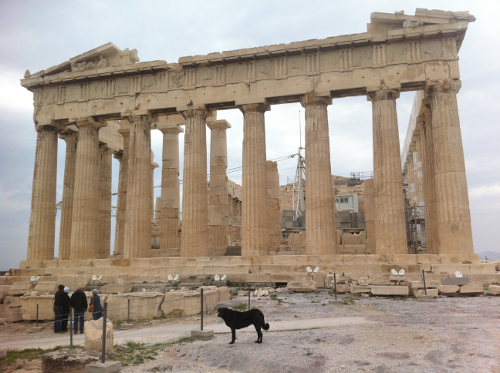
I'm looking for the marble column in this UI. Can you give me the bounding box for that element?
[267,161,281,251]
[427,79,474,254]
[70,119,106,260]
[58,130,78,260]
[180,109,209,257]
[113,124,130,256]
[97,143,113,259]
[208,120,231,256]
[419,104,438,253]
[27,125,59,261]
[159,126,183,255]
[364,178,376,254]
[239,103,270,256]
[123,115,154,259]
[300,94,337,255]
[368,88,407,255]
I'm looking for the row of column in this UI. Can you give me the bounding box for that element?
[26,78,473,260]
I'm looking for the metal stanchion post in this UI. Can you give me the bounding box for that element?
[422,270,427,295]
[200,288,204,331]
[127,299,130,324]
[69,309,73,346]
[102,303,107,363]
[334,273,337,300]
[248,284,251,310]
[36,304,39,328]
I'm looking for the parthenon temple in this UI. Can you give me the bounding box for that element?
[13,8,484,286]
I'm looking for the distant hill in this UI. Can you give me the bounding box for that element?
[477,251,500,260]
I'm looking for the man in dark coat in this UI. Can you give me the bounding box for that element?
[53,284,67,333]
[70,287,88,334]
[61,287,70,331]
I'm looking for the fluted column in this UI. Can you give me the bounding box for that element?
[300,94,337,255]
[159,126,182,255]
[180,109,209,257]
[70,119,106,260]
[267,161,281,251]
[419,103,438,253]
[58,131,78,260]
[208,120,231,256]
[113,124,130,256]
[364,178,376,253]
[123,115,154,258]
[368,88,407,255]
[27,125,59,261]
[239,103,270,256]
[427,79,474,254]
[97,144,113,259]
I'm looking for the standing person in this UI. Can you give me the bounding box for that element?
[53,285,66,333]
[89,289,103,320]
[70,287,88,334]
[61,287,70,332]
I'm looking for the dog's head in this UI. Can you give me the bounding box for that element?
[218,307,228,319]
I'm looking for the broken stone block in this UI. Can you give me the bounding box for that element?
[42,348,103,373]
[8,282,33,295]
[459,285,484,294]
[438,285,459,294]
[487,285,500,295]
[33,282,57,295]
[286,280,317,292]
[0,348,6,359]
[0,304,22,322]
[441,277,470,286]
[413,288,438,298]
[350,284,371,294]
[101,283,132,294]
[312,272,326,288]
[84,319,114,351]
[371,286,409,296]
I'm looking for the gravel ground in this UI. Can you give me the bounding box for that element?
[121,292,500,373]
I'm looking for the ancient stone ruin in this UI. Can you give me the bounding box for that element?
[1,9,496,324]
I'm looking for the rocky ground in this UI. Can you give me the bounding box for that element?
[1,291,500,373]
[123,292,500,373]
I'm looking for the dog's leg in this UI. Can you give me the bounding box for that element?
[254,324,262,343]
[229,328,236,344]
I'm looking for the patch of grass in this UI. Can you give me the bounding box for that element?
[270,294,278,301]
[342,296,355,305]
[234,302,248,311]
[0,345,83,369]
[114,337,195,367]
[391,297,408,301]
[189,276,196,279]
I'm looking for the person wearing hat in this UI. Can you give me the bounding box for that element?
[61,287,70,332]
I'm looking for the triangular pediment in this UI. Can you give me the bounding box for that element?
[25,42,140,78]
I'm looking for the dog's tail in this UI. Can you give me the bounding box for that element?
[262,322,270,330]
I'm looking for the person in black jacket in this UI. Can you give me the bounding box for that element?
[61,287,70,331]
[70,287,88,334]
[53,284,67,333]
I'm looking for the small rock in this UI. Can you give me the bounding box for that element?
[116,344,129,351]
[159,364,173,372]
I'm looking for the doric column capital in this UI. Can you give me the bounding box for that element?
[126,114,156,125]
[59,130,78,142]
[426,79,461,95]
[99,142,114,154]
[71,116,107,130]
[181,108,208,120]
[300,93,332,107]
[158,125,184,135]
[367,88,400,102]
[207,119,231,131]
[113,151,123,161]
[35,122,63,133]
[238,102,270,114]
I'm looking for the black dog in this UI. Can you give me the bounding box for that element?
[217,307,270,344]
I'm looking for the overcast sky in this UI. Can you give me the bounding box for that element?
[0,1,499,271]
